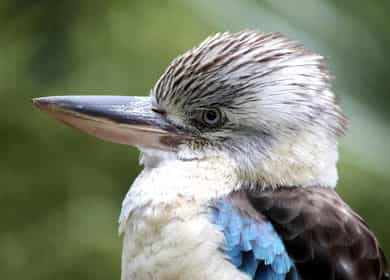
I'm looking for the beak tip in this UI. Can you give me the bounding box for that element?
[33,97,53,111]
[32,96,41,103]
[32,97,42,109]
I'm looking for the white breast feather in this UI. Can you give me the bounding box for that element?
[119,152,249,280]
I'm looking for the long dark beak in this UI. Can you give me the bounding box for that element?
[32,95,185,150]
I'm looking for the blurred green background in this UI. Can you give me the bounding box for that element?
[1,1,389,279]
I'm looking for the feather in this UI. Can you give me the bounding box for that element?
[245,186,389,280]
[210,196,299,279]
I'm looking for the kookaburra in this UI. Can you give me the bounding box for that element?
[33,31,388,280]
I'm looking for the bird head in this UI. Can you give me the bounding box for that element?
[33,31,346,188]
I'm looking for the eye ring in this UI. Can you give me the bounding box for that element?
[201,108,222,127]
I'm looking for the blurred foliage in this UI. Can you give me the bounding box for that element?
[0,1,389,279]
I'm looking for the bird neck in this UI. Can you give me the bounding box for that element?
[234,128,340,188]
[119,131,339,234]
[118,151,241,234]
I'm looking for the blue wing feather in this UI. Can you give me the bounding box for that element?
[210,199,300,279]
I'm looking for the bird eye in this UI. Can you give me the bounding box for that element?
[201,108,222,127]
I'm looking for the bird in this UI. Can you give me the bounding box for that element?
[33,31,388,280]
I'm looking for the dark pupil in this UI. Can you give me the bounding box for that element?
[205,110,217,122]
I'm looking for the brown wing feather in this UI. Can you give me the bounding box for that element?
[233,186,390,280]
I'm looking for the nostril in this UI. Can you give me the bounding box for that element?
[152,108,167,116]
